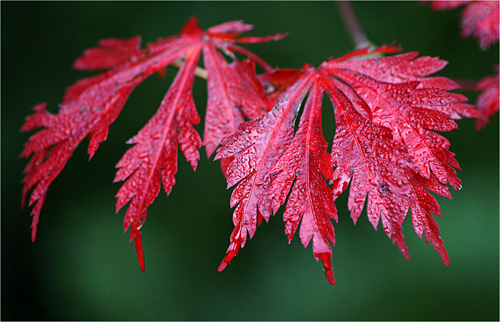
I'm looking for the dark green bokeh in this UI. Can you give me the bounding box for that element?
[2,2,498,320]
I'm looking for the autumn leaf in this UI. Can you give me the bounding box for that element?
[323,51,480,189]
[269,77,337,284]
[72,36,143,70]
[428,0,499,49]
[216,46,479,284]
[21,15,485,285]
[475,65,499,130]
[113,48,203,271]
[203,46,273,157]
[20,16,285,270]
[425,1,498,130]
[461,0,499,49]
[215,69,316,274]
[325,77,413,262]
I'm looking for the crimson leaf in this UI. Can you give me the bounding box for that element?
[20,17,284,270]
[475,66,499,130]
[216,46,480,284]
[428,0,499,49]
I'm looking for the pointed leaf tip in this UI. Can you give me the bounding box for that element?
[217,261,228,272]
[400,246,411,261]
[31,228,37,243]
[218,244,240,272]
[324,268,335,286]
[316,252,335,285]
[131,223,146,271]
[138,251,145,272]
[218,253,233,272]
[236,32,289,44]
[443,255,450,266]
[180,16,202,37]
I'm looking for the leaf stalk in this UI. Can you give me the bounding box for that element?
[172,59,208,80]
[337,1,371,49]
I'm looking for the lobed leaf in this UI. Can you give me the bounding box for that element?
[475,66,499,130]
[215,71,314,272]
[217,46,480,284]
[72,36,143,70]
[21,16,284,270]
[427,0,499,49]
[114,49,202,269]
[323,52,479,189]
[325,76,412,260]
[203,45,273,157]
[21,15,483,285]
[269,77,337,284]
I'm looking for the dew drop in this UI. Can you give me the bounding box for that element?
[264,83,276,95]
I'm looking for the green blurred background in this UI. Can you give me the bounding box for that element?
[2,1,498,320]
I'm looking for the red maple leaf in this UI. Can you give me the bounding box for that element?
[216,46,480,284]
[461,1,499,49]
[21,15,487,286]
[428,0,499,49]
[20,17,283,271]
[428,0,470,11]
[426,1,498,130]
[475,65,499,130]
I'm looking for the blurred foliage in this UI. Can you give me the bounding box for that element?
[2,1,498,320]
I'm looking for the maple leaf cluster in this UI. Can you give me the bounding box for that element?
[430,0,499,49]
[20,17,484,284]
[21,17,283,271]
[475,64,499,129]
[215,46,482,284]
[427,0,499,129]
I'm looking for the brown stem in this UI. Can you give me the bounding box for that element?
[172,59,208,80]
[337,1,371,48]
[453,78,481,91]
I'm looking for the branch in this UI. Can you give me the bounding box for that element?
[337,1,371,49]
[453,78,481,91]
[172,59,207,80]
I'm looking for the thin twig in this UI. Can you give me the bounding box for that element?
[172,59,208,80]
[454,78,481,91]
[337,1,371,49]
